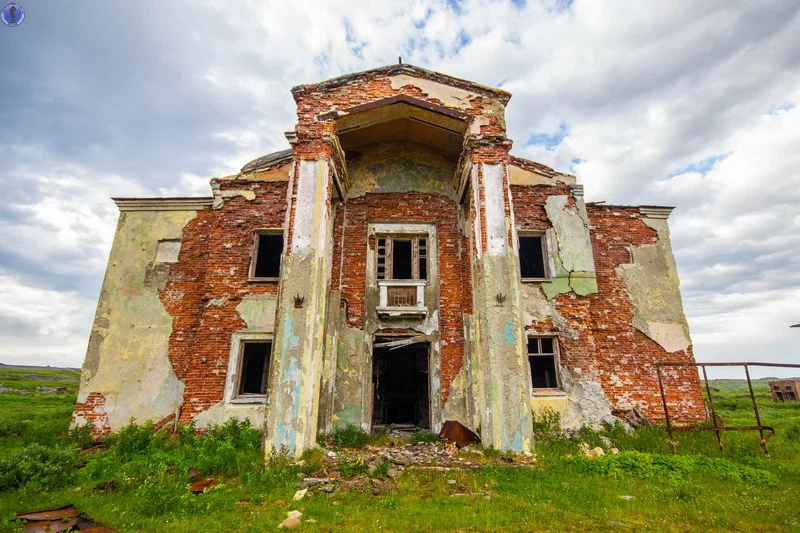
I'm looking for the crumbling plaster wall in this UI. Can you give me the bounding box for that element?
[617,216,691,353]
[73,209,196,433]
[291,67,510,155]
[347,141,457,201]
[327,147,471,432]
[510,178,613,429]
[586,206,705,422]
[163,175,289,429]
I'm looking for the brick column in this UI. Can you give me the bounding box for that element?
[264,149,335,457]
[467,137,533,452]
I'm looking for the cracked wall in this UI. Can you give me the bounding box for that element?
[163,176,289,428]
[73,209,195,434]
[617,216,691,353]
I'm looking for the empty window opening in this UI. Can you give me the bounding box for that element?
[238,341,271,396]
[253,232,283,278]
[787,392,797,401]
[528,336,559,389]
[519,235,546,279]
[393,240,413,279]
[372,341,429,429]
[376,236,428,280]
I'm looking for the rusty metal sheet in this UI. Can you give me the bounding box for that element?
[189,478,219,493]
[22,518,78,533]
[438,420,480,447]
[14,506,81,522]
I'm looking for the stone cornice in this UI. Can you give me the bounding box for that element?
[639,206,675,219]
[113,197,213,212]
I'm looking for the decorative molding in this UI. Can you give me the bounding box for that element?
[639,206,675,219]
[113,197,213,212]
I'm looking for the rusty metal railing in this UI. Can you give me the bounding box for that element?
[655,362,800,457]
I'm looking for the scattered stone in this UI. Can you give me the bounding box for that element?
[292,488,308,501]
[278,510,303,529]
[609,447,620,455]
[618,495,634,501]
[599,436,613,448]
[320,484,335,493]
[278,517,301,529]
[367,464,378,476]
[387,468,403,480]
[327,450,337,458]
[447,479,456,485]
[578,443,606,458]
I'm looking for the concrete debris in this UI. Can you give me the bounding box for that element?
[618,495,635,501]
[292,488,308,501]
[278,510,303,529]
[386,468,403,479]
[609,448,620,455]
[579,443,605,458]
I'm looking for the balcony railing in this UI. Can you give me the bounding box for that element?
[376,279,427,318]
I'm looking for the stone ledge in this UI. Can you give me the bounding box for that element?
[113,197,213,212]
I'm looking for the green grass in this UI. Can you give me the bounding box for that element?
[0,369,799,532]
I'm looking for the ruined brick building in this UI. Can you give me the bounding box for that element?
[73,65,705,455]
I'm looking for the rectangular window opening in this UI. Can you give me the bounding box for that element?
[376,235,428,281]
[238,341,271,396]
[253,232,283,278]
[528,336,559,390]
[519,235,546,279]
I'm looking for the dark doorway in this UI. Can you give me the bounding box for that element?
[372,342,429,429]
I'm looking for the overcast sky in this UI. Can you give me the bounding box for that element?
[1,1,798,379]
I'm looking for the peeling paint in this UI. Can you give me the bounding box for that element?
[74,210,195,431]
[541,196,598,298]
[617,217,691,353]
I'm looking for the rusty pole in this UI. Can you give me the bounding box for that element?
[656,365,676,454]
[702,365,723,452]
[743,365,768,456]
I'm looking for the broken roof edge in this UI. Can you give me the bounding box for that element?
[508,155,558,178]
[240,148,293,174]
[586,202,676,218]
[291,64,512,105]
[113,197,214,212]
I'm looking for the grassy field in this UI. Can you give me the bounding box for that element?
[0,367,799,532]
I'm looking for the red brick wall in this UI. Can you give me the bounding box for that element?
[510,186,705,423]
[585,206,705,422]
[330,192,471,405]
[161,178,289,422]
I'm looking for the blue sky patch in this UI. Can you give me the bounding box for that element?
[666,153,729,179]
[768,102,795,114]
[525,123,569,150]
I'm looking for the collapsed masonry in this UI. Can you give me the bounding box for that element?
[72,65,706,457]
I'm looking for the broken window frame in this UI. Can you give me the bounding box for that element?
[376,234,428,281]
[249,229,284,281]
[228,334,273,403]
[527,335,561,392]
[517,231,551,282]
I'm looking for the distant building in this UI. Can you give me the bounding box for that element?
[72,64,705,456]
[769,380,800,402]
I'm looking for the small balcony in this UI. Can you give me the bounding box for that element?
[376,279,427,319]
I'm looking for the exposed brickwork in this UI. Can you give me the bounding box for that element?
[72,392,111,437]
[161,177,288,422]
[331,192,470,403]
[75,66,705,436]
[509,188,705,422]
